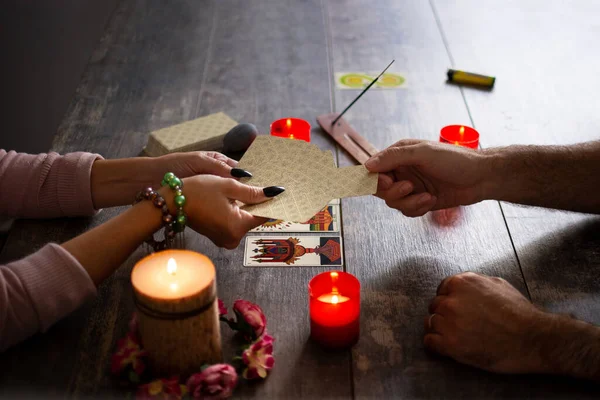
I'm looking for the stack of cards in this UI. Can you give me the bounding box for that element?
[243,200,344,267]
[239,136,378,268]
[144,112,238,156]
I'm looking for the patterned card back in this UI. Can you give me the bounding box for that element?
[238,136,377,222]
[144,112,238,156]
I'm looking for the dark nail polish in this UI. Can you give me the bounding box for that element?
[263,186,285,197]
[231,168,253,178]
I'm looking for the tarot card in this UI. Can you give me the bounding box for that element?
[244,235,343,267]
[251,204,340,233]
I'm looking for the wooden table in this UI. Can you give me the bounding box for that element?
[1,0,599,398]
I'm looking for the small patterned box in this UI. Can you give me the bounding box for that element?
[144,112,238,156]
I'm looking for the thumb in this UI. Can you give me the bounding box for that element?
[223,180,285,204]
[365,145,420,173]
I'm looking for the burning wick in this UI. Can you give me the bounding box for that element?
[167,258,177,276]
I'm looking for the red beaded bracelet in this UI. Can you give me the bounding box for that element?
[133,187,176,252]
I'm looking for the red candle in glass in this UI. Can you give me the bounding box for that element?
[439,125,479,149]
[309,271,360,349]
[270,117,311,142]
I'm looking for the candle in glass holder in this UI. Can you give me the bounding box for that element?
[309,271,360,349]
[131,250,221,376]
[270,117,311,142]
[439,125,479,149]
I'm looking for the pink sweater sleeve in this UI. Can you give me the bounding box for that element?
[0,150,103,350]
[0,150,103,218]
[0,243,97,351]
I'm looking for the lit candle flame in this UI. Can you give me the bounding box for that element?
[331,295,339,304]
[459,126,465,137]
[289,134,294,139]
[170,282,178,291]
[286,118,292,128]
[330,272,339,278]
[167,258,177,276]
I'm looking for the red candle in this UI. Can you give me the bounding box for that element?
[439,125,479,149]
[270,117,311,142]
[309,271,360,349]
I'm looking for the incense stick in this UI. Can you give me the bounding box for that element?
[331,59,395,126]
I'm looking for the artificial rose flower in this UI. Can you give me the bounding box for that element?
[187,364,238,399]
[218,299,228,317]
[111,332,147,379]
[241,334,275,380]
[136,377,187,400]
[233,299,266,340]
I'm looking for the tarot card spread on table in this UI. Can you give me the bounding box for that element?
[251,203,340,233]
[238,136,377,222]
[244,235,343,267]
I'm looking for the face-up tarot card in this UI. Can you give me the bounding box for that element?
[243,235,343,267]
[251,204,340,233]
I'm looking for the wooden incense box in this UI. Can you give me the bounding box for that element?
[316,113,379,164]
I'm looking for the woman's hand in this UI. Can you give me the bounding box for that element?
[163,175,283,249]
[91,151,246,209]
[157,151,238,180]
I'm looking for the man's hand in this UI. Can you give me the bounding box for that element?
[365,140,488,217]
[425,272,551,374]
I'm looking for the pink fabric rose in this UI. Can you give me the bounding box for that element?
[233,299,266,340]
[242,334,275,380]
[218,299,228,316]
[136,377,187,400]
[187,364,238,399]
[111,332,147,379]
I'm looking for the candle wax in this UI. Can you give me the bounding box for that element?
[131,250,214,300]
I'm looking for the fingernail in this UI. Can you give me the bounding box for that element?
[365,157,378,168]
[263,186,285,197]
[231,168,252,178]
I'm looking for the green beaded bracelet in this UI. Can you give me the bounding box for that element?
[161,172,187,233]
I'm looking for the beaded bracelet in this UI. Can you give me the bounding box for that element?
[133,188,175,251]
[133,172,187,252]
[161,172,187,233]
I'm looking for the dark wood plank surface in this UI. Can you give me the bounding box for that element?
[2,0,599,398]
[433,0,600,330]
[0,0,120,154]
[1,0,351,398]
[323,0,575,398]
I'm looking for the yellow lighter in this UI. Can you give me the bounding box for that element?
[447,69,495,89]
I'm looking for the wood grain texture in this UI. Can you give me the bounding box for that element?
[433,1,600,319]
[324,0,556,397]
[0,0,352,398]
[432,0,600,396]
